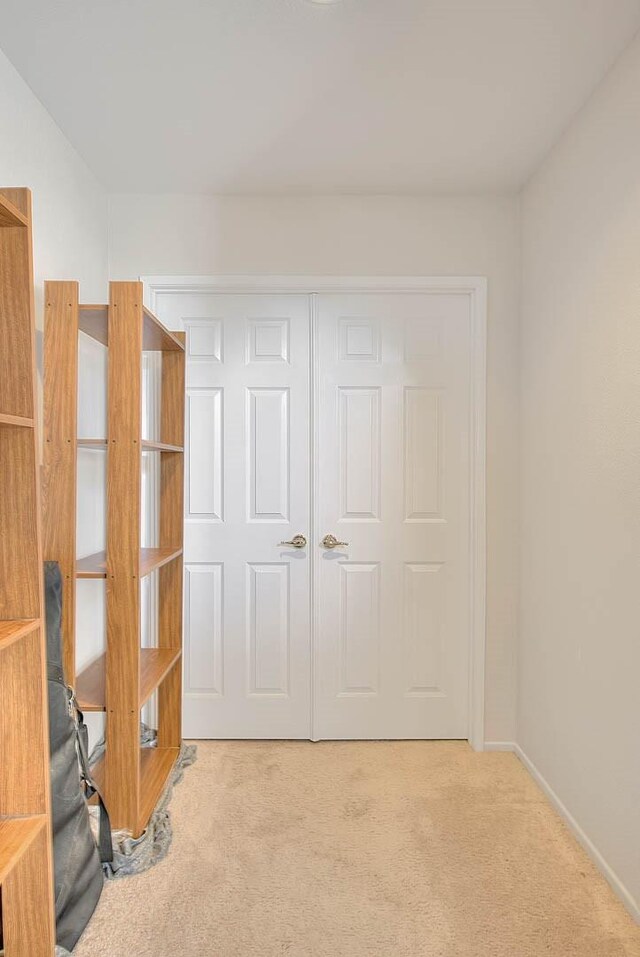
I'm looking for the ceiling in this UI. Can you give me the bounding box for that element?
[1,0,639,194]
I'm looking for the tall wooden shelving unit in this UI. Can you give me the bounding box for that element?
[44,280,185,837]
[0,188,56,956]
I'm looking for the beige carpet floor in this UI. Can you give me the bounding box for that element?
[74,741,640,957]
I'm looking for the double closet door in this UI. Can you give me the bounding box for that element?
[173,291,472,740]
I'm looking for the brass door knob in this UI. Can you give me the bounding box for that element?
[278,534,307,549]
[321,534,349,549]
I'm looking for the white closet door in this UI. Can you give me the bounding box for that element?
[182,295,311,738]
[314,293,472,739]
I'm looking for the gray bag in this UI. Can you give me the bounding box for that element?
[45,561,111,951]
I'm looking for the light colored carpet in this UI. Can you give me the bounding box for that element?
[74,741,640,957]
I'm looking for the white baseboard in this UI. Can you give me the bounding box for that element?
[484,740,639,924]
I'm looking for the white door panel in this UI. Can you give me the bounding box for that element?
[179,294,311,738]
[314,293,471,739]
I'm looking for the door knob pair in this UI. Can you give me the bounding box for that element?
[277,534,349,549]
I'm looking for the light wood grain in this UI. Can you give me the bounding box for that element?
[0,191,35,420]
[0,815,46,884]
[76,647,182,712]
[0,618,39,650]
[0,191,28,228]
[71,283,185,838]
[105,281,143,831]
[0,187,55,953]
[76,546,182,579]
[0,412,34,427]
[138,747,179,833]
[2,824,55,957]
[42,281,79,683]
[158,331,185,749]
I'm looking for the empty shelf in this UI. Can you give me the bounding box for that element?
[0,816,47,884]
[78,304,184,352]
[90,746,179,833]
[138,747,179,831]
[76,547,182,579]
[76,647,182,712]
[0,619,39,651]
[140,547,183,576]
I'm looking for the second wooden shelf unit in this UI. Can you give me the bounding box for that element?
[43,280,186,837]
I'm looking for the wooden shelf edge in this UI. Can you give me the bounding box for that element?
[76,546,182,579]
[0,815,47,885]
[76,647,182,712]
[140,648,182,707]
[0,619,40,651]
[139,546,183,577]
[78,302,184,352]
[0,412,35,428]
[143,307,185,352]
[88,747,179,834]
[77,438,108,448]
[76,551,107,579]
[142,439,184,453]
[138,747,179,833]
[77,439,184,453]
[0,192,29,228]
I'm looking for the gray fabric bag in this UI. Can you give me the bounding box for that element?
[45,561,111,951]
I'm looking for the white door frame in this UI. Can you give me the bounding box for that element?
[142,276,487,751]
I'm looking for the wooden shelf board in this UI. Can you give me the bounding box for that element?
[0,816,47,884]
[0,192,29,228]
[76,647,182,712]
[76,551,108,578]
[76,546,182,579]
[138,747,179,832]
[0,412,35,428]
[79,304,109,346]
[78,303,184,352]
[89,746,179,833]
[142,439,184,453]
[77,438,108,448]
[142,307,185,352]
[140,546,183,576]
[0,619,39,651]
[76,439,183,453]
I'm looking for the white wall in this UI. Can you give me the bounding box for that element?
[0,48,107,306]
[109,193,521,744]
[520,34,640,916]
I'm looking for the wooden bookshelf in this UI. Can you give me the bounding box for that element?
[44,280,185,837]
[76,647,182,712]
[0,186,56,956]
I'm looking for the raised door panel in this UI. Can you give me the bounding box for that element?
[247,563,290,696]
[186,389,224,521]
[184,564,224,695]
[248,388,289,522]
[338,387,381,522]
[339,562,380,696]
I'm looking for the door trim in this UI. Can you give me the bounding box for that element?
[142,276,487,751]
